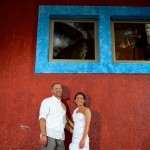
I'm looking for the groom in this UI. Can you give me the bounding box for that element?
[39,83,72,150]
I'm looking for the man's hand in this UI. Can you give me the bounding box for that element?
[40,135,47,147]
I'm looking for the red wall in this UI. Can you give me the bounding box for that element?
[0,0,150,149]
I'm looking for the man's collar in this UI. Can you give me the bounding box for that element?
[52,95,61,101]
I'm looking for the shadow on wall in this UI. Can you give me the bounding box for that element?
[61,85,71,118]
[61,85,72,149]
[85,94,102,150]
[61,85,102,150]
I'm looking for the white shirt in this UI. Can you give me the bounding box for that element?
[39,95,67,140]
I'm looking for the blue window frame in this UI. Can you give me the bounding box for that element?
[35,6,150,74]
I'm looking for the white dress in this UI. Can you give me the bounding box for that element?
[69,108,89,150]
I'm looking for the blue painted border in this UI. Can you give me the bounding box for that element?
[35,6,150,73]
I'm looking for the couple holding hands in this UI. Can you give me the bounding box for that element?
[39,83,91,150]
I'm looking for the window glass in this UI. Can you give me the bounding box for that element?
[49,19,99,62]
[112,21,150,62]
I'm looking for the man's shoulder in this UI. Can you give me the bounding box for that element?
[41,96,53,103]
[61,102,66,108]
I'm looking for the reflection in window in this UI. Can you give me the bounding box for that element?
[112,21,150,61]
[49,19,99,62]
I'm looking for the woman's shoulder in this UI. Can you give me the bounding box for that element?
[83,107,91,115]
[84,107,90,111]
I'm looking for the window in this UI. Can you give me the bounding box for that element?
[35,6,150,73]
[111,20,150,62]
[49,18,99,62]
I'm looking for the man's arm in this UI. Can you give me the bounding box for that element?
[39,118,47,146]
[39,118,47,136]
[65,115,74,133]
[65,123,73,133]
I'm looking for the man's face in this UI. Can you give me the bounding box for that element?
[51,84,63,99]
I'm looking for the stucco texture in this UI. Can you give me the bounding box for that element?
[0,0,150,150]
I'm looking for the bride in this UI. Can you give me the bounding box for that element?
[68,92,91,150]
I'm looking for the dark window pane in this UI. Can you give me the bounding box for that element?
[112,21,150,61]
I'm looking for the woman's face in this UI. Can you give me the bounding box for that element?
[75,94,85,106]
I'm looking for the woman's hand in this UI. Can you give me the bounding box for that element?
[40,135,47,147]
[79,139,85,149]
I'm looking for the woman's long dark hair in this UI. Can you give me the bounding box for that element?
[74,92,86,100]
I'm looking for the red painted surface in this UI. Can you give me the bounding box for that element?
[0,0,150,150]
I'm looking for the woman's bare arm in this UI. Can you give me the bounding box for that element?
[79,108,91,148]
